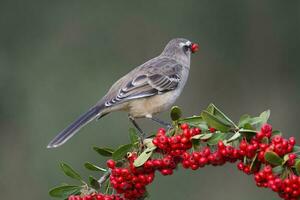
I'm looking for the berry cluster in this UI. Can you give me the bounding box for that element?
[107,125,202,199]
[254,165,300,200]
[152,125,201,156]
[68,193,124,200]
[238,125,296,172]
[69,123,299,200]
[182,141,241,170]
[108,156,155,199]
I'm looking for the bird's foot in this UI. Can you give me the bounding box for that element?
[128,115,146,144]
[150,117,173,130]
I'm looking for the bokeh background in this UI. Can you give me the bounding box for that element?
[1,0,300,199]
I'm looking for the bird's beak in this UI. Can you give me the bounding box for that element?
[190,43,199,53]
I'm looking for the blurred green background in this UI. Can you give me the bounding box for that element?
[1,0,300,199]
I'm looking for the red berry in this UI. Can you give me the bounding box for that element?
[261,124,272,134]
[239,140,247,150]
[152,138,159,145]
[68,195,77,200]
[96,195,104,200]
[180,123,189,130]
[289,153,297,160]
[191,43,199,53]
[256,131,265,140]
[157,128,166,135]
[288,153,297,166]
[203,147,211,156]
[218,141,225,149]
[243,166,251,174]
[83,195,92,200]
[209,127,216,133]
[162,157,172,167]
[273,135,282,144]
[159,135,168,144]
[289,137,296,146]
[180,137,189,144]
[226,146,234,155]
[237,162,244,170]
[182,160,190,168]
[160,169,173,175]
[263,165,272,174]
[183,129,191,138]
[107,159,116,169]
[194,128,201,134]
[191,164,199,170]
[144,160,154,169]
[199,157,208,166]
[153,159,163,168]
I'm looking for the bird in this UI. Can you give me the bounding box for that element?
[47,38,199,148]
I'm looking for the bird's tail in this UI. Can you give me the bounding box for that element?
[47,105,104,148]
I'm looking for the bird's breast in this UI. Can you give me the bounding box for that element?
[128,90,180,118]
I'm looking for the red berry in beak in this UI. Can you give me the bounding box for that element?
[191,43,199,53]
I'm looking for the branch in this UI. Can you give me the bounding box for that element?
[98,169,111,188]
[49,104,300,200]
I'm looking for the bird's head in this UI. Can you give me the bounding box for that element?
[161,38,199,64]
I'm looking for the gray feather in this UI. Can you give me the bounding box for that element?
[102,58,183,108]
[47,105,102,148]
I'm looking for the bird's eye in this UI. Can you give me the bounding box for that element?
[183,45,189,51]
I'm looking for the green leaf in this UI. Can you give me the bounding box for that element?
[261,137,269,144]
[133,147,155,167]
[295,159,300,176]
[198,123,209,131]
[207,132,226,145]
[191,133,213,140]
[49,185,81,198]
[84,162,106,172]
[206,104,215,114]
[239,129,257,134]
[129,128,139,147]
[238,111,270,130]
[250,154,258,171]
[59,163,82,181]
[260,110,271,124]
[89,176,100,190]
[192,139,200,150]
[239,128,257,135]
[264,151,284,166]
[227,132,241,143]
[238,114,251,128]
[178,116,203,124]
[93,146,114,157]
[112,144,132,161]
[282,154,290,165]
[248,117,264,127]
[200,133,214,140]
[239,127,257,140]
[103,180,111,194]
[272,130,282,137]
[272,166,284,175]
[293,145,300,152]
[280,168,289,179]
[247,111,270,130]
[201,111,232,132]
[206,103,237,128]
[244,123,255,130]
[179,116,209,130]
[143,138,156,149]
[170,106,182,121]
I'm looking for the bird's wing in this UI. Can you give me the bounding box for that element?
[103,58,183,107]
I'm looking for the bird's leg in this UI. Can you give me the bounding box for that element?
[149,117,172,130]
[128,115,145,143]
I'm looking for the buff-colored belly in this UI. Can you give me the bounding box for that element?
[127,91,179,118]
